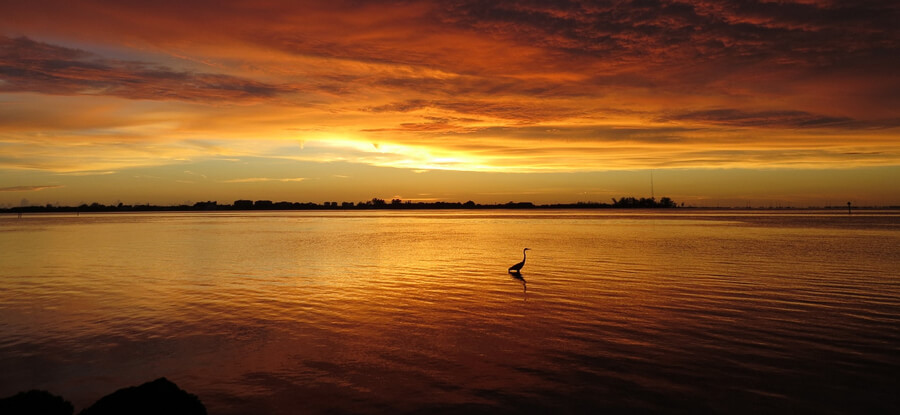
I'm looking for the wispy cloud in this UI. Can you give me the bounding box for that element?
[0,185,62,192]
[222,177,306,183]
[184,170,208,179]
[53,170,117,176]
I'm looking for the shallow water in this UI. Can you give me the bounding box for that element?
[1,210,899,414]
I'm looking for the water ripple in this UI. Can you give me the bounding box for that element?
[1,211,899,413]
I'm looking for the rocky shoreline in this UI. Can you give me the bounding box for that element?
[0,378,205,415]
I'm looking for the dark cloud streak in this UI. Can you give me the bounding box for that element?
[0,36,291,101]
[662,108,853,128]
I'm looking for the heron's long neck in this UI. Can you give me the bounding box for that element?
[522,250,527,263]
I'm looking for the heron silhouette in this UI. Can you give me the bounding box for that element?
[508,248,530,273]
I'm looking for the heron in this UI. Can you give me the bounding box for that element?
[508,248,531,273]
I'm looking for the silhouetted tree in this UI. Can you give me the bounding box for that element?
[2,195,684,213]
[193,201,217,210]
[253,200,273,209]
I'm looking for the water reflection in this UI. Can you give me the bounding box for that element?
[1,211,899,414]
[509,271,527,299]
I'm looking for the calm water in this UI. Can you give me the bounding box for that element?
[1,210,899,414]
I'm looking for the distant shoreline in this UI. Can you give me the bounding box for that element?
[3,196,897,214]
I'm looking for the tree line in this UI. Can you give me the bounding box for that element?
[2,197,679,213]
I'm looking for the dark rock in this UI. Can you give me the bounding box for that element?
[79,377,206,415]
[0,389,74,415]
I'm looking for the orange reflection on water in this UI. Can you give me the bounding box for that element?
[1,211,899,413]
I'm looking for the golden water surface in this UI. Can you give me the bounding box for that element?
[1,210,899,414]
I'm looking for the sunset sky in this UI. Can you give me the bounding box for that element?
[2,0,898,207]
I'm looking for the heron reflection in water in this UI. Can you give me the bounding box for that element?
[510,270,527,297]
